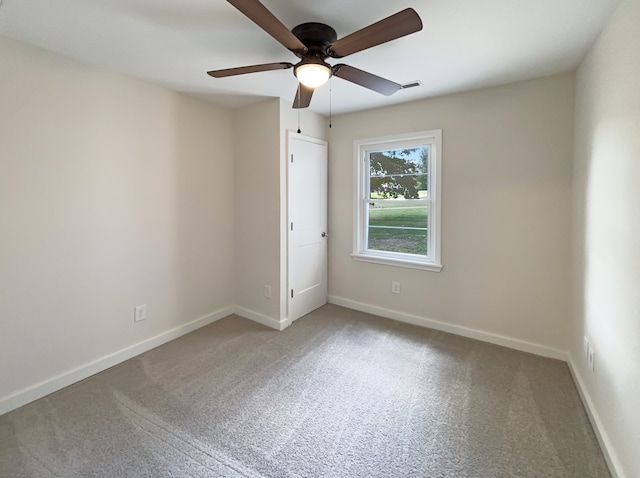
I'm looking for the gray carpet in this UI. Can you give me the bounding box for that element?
[0,304,609,477]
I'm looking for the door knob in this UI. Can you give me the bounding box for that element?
[321,232,328,238]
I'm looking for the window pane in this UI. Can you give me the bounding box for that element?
[368,147,428,200]
[369,202,427,228]
[368,202,429,255]
[368,227,428,255]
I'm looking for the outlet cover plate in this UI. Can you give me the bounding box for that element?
[134,304,147,322]
[391,281,401,294]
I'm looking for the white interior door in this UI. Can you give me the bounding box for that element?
[288,133,328,322]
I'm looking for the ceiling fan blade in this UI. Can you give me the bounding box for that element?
[328,8,422,58]
[332,64,401,96]
[293,83,314,109]
[227,0,307,54]
[207,62,293,78]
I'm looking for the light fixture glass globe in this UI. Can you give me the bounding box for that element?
[295,63,331,88]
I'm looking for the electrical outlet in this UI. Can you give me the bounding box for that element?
[587,346,595,371]
[264,285,272,299]
[134,304,147,322]
[391,281,401,294]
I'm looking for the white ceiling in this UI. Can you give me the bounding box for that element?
[0,0,618,116]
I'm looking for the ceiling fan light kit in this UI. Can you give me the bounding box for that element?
[208,0,423,109]
[294,60,332,88]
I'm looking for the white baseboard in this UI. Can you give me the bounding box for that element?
[566,356,623,478]
[328,295,568,361]
[0,306,234,416]
[234,306,291,331]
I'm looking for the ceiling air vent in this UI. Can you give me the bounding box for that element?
[401,80,422,89]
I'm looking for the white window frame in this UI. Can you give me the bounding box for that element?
[352,130,442,272]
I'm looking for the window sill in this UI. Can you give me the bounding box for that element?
[351,253,443,272]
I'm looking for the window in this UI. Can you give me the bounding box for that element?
[352,130,442,271]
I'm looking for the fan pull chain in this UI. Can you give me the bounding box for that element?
[297,86,301,133]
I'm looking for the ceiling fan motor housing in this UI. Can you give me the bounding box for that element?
[291,22,337,58]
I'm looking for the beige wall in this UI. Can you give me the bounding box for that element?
[0,37,235,410]
[233,99,282,324]
[328,74,575,354]
[232,99,327,326]
[0,37,328,410]
[572,0,640,475]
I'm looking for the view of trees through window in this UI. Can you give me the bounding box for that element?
[367,147,430,256]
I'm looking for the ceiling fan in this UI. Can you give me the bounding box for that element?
[207,0,423,109]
